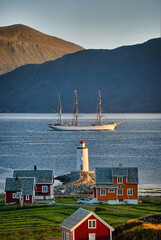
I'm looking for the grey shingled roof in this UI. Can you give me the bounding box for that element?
[95,168,113,184]
[112,168,128,176]
[127,168,138,184]
[95,167,138,184]
[5,177,35,195]
[60,208,91,230]
[13,170,54,184]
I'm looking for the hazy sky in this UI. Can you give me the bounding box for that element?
[0,0,160,49]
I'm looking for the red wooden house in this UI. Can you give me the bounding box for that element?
[93,165,138,204]
[13,166,54,200]
[60,208,114,240]
[5,176,35,204]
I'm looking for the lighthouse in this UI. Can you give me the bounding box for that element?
[77,140,89,171]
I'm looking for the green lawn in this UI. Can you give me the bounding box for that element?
[0,196,160,240]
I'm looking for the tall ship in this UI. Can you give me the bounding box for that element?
[48,90,126,131]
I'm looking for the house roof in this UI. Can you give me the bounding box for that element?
[95,168,113,184]
[60,208,90,230]
[13,169,54,184]
[5,177,35,195]
[60,208,114,232]
[95,167,138,184]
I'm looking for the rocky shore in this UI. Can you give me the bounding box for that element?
[54,171,95,195]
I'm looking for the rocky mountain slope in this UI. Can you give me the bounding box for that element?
[0,38,161,113]
[0,24,84,74]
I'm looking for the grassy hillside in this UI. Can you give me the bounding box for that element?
[0,24,84,74]
[0,195,160,240]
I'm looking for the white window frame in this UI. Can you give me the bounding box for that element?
[88,219,96,229]
[117,177,123,183]
[17,192,21,199]
[108,188,115,193]
[100,189,106,196]
[26,195,29,200]
[118,188,123,195]
[127,188,133,196]
[42,186,48,193]
[66,232,69,240]
[89,233,96,240]
[12,193,16,199]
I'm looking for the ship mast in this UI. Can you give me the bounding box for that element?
[97,90,102,125]
[58,95,62,125]
[75,90,79,126]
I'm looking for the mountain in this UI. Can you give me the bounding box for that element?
[0,38,161,113]
[0,24,84,74]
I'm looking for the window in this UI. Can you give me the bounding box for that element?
[100,189,106,196]
[118,188,123,195]
[42,186,48,193]
[118,177,123,183]
[26,195,29,200]
[108,188,115,193]
[127,188,133,195]
[12,193,16,198]
[89,233,96,240]
[17,192,21,199]
[88,220,96,229]
[66,232,69,240]
[81,164,83,170]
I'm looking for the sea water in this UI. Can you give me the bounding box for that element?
[0,113,161,195]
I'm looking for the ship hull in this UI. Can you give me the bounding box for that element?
[48,121,125,131]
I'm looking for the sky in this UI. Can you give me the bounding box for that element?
[0,0,161,49]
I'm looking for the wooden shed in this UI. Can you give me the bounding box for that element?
[60,208,114,240]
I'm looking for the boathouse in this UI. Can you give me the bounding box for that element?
[60,208,114,240]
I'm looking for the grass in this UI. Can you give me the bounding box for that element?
[0,195,160,239]
[55,196,78,204]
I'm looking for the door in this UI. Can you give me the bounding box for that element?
[89,233,95,240]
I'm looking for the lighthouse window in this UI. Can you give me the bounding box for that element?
[100,189,106,196]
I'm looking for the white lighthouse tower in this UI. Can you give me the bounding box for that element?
[77,140,89,171]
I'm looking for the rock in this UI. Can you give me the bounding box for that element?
[54,171,95,195]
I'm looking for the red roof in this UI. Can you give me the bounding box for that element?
[80,140,85,144]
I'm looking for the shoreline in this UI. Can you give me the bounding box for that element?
[0,113,161,120]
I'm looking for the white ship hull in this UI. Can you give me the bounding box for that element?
[48,120,125,131]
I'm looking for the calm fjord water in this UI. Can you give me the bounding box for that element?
[0,114,161,194]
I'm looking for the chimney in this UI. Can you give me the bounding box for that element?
[15,174,18,180]
[119,163,122,168]
[34,166,37,171]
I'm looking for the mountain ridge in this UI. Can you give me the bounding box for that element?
[0,37,161,113]
[0,24,84,74]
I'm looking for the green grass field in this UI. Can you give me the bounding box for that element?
[0,195,160,240]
